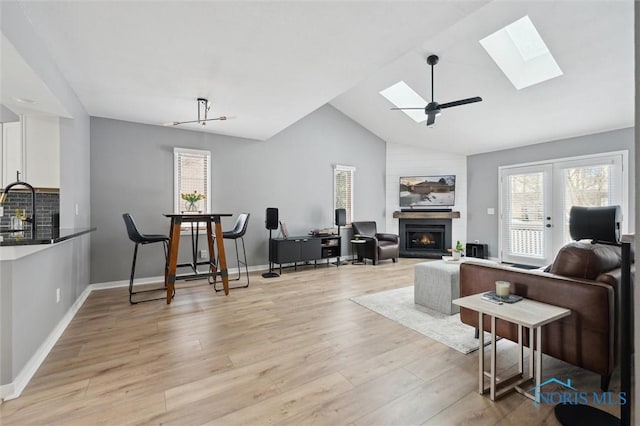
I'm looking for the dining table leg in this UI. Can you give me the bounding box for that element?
[166,217,182,304]
[210,218,229,295]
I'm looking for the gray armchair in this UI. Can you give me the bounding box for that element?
[351,221,399,265]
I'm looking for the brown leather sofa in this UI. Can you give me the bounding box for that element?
[459,236,635,391]
[351,221,399,265]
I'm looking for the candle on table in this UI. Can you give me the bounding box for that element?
[495,281,511,297]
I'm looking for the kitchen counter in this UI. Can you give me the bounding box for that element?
[0,226,95,246]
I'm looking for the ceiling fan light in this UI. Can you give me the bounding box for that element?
[170,98,232,127]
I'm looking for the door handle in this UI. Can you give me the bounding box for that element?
[546,217,551,221]
[546,224,552,228]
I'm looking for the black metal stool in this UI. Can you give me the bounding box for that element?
[213,213,250,291]
[122,213,173,304]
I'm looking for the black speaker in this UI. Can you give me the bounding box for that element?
[569,206,621,243]
[263,207,280,278]
[466,243,487,259]
[265,207,279,230]
[335,208,346,227]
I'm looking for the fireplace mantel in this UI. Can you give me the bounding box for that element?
[393,211,460,220]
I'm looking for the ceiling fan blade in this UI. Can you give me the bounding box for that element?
[426,113,436,127]
[390,107,425,110]
[439,97,483,109]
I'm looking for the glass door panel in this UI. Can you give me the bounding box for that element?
[552,155,622,253]
[500,164,552,266]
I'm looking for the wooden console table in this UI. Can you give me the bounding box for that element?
[164,213,232,304]
[453,293,570,403]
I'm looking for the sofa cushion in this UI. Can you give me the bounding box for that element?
[550,242,621,280]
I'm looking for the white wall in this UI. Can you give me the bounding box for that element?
[634,1,639,422]
[385,142,467,249]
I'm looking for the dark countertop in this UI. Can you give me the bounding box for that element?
[0,226,95,246]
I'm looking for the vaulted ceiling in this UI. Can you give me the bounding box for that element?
[3,1,634,155]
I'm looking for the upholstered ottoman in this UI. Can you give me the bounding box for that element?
[414,260,461,315]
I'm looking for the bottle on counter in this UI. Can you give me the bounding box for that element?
[11,209,23,231]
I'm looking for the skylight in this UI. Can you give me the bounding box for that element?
[480,15,562,90]
[379,81,426,123]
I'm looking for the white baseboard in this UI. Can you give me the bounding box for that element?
[1,285,92,401]
[0,383,14,402]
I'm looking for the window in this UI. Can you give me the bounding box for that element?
[174,147,211,213]
[334,165,355,225]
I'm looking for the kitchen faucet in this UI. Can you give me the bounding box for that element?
[0,171,37,234]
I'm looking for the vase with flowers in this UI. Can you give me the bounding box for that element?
[181,190,205,213]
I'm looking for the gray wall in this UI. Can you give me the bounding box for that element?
[1,3,91,388]
[467,127,635,258]
[90,104,386,283]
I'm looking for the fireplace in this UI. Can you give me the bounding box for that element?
[399,218,452,258]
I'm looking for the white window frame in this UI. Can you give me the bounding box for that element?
[173,147,211,214]
[498,150,628,264]
[333,164,355,225]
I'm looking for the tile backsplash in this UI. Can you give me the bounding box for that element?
[0,190,59,229]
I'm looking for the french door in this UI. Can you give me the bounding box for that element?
[500,153,625,266]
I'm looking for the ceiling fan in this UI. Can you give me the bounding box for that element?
[167,98,231,126]
[391,55,482,127]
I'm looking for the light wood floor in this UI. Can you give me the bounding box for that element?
[0,258,620,425]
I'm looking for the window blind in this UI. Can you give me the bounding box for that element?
[334,165,354,224]
[505,172,544,258]
[560,161,618,244]
[174,148,211,214]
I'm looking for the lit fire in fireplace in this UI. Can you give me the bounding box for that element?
[420,234,433,244]
[412,233,436,246]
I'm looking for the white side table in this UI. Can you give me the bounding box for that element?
[453,294,570,403]
[350,239,367,264]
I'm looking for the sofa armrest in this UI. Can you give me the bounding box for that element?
[375,233,399,243]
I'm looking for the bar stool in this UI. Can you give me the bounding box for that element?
[213,213,250,291]
[122,213,173,304]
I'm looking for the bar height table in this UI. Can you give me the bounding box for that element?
[164,213,233,304]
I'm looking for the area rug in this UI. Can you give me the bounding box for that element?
[350,286,489,354]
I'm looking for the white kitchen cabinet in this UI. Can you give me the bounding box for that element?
[1,116,60,188]
[1,121,23,186]
[23,116,60,188]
